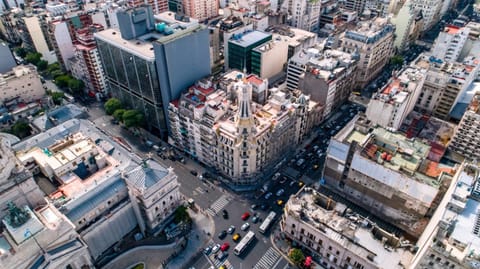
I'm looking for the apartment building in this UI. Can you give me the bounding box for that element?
[13,119,182,259]
[322,113,456,238]
[227,30,272,74]
[127,0,169,14]
[366,67,426,131]
[280,0,321,32]
[342,0,366,13]
[69,24,107,95]
[412,0,443,31]
[450,93,480,161]
[0,65,45,104]
[95,6,210,137]
[390,0,424,52]
[168,71,322,186]
[413,54,480,120]
[251,39,288,79]
[410,162,480,269]
[287,47,358,118]
[281,187,414,269]
[431,25,470,63]
[341,18,394,89]
[20,14,57,63]
[265,25,317,59]
[182,0,218,21]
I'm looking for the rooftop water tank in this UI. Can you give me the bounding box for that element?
[155,22,166,33]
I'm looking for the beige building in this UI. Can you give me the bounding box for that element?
[22,15,57,64]
[412,54,480,120]
[410,162,480,269]
[390,0,424,52]
[281,187,414,269]
[366,67,426,131]
[251,39,289,79]
[280,0,321,32]
[182,0,218,21]
[450,93,480,161]
[0,65,45,104]
[322,113,456,238]
[412,0,443,32]
[168,71,322,186]
[341,18,395,89]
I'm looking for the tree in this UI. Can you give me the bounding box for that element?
[47,63,61,74]
[113,109,126,121]
[25,52,42,65]
[9,120,32,139]
[68,78,84,93]
[122,109,144,128]
[54,75,71,88]
[50,91,64,105]
[15,47,27,58]
[174,206,191,224]
[390,55,404,67]
[36,60,48,71]
[289,248,305,265]
[104,98,123,115]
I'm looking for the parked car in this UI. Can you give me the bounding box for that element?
[218,230,227,239]
[204,245,212,255]
[252,215,259,223]
[212,244,221,254]
[251,204,258,210]
[241,222,250,231]
[277,199,284,206]
[241,212,250,221]
[190,170,198,176]
[220,242,230,251]
[217,251,228,260]
[276,189,285,196]
[233,233,241,242]
[264,192,273,200]
[222,209,229,219]
[227,225,235,234]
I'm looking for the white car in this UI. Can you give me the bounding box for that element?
[241,222,250,231]
[265,192,273,199]
[212,244,221,254]
[227,225,235,234]
[276,189,285,196]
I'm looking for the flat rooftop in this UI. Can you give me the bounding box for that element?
[288,188,413,268]
[228,30,272,47]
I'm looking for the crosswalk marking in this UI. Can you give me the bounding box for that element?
[204,250,232,269]
[253,247,281,269]
[206,194,231,216]
[195,186,205,194]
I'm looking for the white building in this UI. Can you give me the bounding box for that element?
[281,0,321,32]
[0,65,45,104]
[390,0,423,52]
[281,187,414,269]
[450,93,480,161]
[412,0,443,31]
[49,20,76,71]
[45,2,69,16]
[265,25,317,59]
[431,26,470,63]
[22,15,57,64]
[366,67,426,131]
[251,39,288,79]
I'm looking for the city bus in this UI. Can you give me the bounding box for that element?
[233,231,255,256]
[259,211,277,234]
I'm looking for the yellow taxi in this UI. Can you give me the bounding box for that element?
[277,199,284,206]
[313,164,319,170]
[233,233,241,242]
[298,181,304,187]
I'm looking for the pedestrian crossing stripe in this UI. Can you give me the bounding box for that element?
[206,195,230,216]
[253,247,281,269]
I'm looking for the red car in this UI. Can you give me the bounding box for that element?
[241,212,250,221]
[220,242,230,251]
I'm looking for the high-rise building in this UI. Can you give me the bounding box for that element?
[20,14,57,63]
[412,54,479,120]
[431,25,470,63]
[251,39,288,79]
[95,6,210,138]
[341,18,394,89]
[287,47,358,118]
[70,24,107,96]
[281,0,321,32]
[0,40,16,73]
[410,162,480,269]
[322,113,456,238]
[366,67,426,131]
[182,0,218,21]
[168,71,322,186]
[390,0,424,52]
[127,0,168,14]
[227,30,272,73]
[342,0,366,13]
[412,0,443,31]
[450,93,480,161]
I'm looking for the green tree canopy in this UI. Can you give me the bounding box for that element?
[68,78,84,93]
[288,248,305,265]
[104,98,122,115]
[55,75,71,88]
[50,91,64,105]
[25,52,42,65]
[47,62,61,73]
[113,109,126,121]
[9,120,32,139]
[122,110,144,128]
[36,60,48,71]
[174,206,191,224]
[15,47,27,58]
[390,55,404,67]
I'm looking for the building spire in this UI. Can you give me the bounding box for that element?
[238,85,251,120]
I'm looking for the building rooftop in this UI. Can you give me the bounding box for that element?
[265,25,317,47]
[370,68,424,105]
[32,104,88,132]
[287,187,413,268]
[123,159,171,190]
[228,30,272,47]
[413,53,480,80]
[344,17,394,44]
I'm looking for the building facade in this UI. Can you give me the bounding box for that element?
[450,93,480,161]
[280,0,321,32]
[341,18,394,89]
[412,0,443,31]
[182,0,218,21]
[251,39,288,79]
[95,6,210,137]
[431,25,470,63]
[127,0,169,14]
[322,113,455,238]
[168,71,322,186]
[227,30,272,74]
[366,67,426,131]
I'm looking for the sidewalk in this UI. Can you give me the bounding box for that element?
[164,207,215,269]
